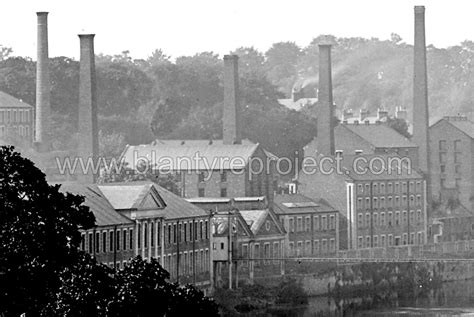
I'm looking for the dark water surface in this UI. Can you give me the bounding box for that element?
[256,279,474,316]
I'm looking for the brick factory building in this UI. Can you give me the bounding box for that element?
[298,154,428,250]
[273,194,339,256]
[61,181,213,287]
[429,116,474,211]
[0,91,34,146]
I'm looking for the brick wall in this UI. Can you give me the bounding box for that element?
[430,120,474,210]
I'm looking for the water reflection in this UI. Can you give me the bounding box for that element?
[260,280,474,316]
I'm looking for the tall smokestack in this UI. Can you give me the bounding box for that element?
[35,12,50,152]
[77,34,98,183]
[223,55,241,145]
[413,6,431,187]
[316,43,335,156]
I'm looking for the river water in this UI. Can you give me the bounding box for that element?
[262,280,474,316]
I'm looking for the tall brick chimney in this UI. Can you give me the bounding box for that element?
[77,34,98,183]
[35,12,50,152]
[413,6,431,180]
[223,55,241,145]
[316,43,335,156]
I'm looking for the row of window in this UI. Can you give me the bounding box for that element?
[287,214,337,233]
[439,140,462,152]
[288,238,337,257]
[440,164,462,175]
[440,177,463,189]
[357,232,424,248]
[439,152,462,164]
[158,220,209,247]
[81,220,209,254]
[198,187,227,198]
[0,125,31,138]
[104,249,210,277]
[198,171,227,183]
[0,109,31,124]
[81,228,133,254]
[241,241,283,264]
[163,249,210,277]
[356,194,423,211]
[357,210,423,228]
[357,181,422,196]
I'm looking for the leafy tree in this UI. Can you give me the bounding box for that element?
[0,45,13,61]
[168,284,219,316]
[99,130,126,161]
[0,56,36,106]
[54,252,115,316]
[0,145,95,315]
[265,42,302,95]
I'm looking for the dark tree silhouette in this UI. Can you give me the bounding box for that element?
[0,145,95,315]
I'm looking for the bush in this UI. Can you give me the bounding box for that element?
[275,278,308,306]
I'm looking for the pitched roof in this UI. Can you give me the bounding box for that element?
[443,119,474,139]
[59,183,133,227]
[239,209,269,234]
[339,124,416,148]
[277,97,317,111]
[120,139,260,171]
[273,194,337,215]
[98,183,152,210]
[0,91,34,109]
[98,181,208,220]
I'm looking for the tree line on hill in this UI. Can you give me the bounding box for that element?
[1,34,473,161]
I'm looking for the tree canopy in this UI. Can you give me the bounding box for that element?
[1,35,474,162]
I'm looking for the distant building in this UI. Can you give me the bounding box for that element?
[0,91,34,146]
[211,207,286,284]
[298,154,428,250]
[278,78,318,111]
[341,108,389,125]
[428,203,474,243]
[272,194,339,257]
[304,122,418,165]
[429,116,474,210]
[120,139,276,203]
[188,196,286,284]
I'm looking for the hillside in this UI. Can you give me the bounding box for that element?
[0,35,473,161]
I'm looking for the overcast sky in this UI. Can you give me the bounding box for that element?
[1,0,473,60]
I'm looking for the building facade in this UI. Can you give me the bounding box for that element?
[429,116,474,210]
[298,154,428,250]
[304,122,418,166]
[0,91,34,146]
[61,181,213,287]
[272,194,339,257]
[121,140,276,203]
[60,183,135,269]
